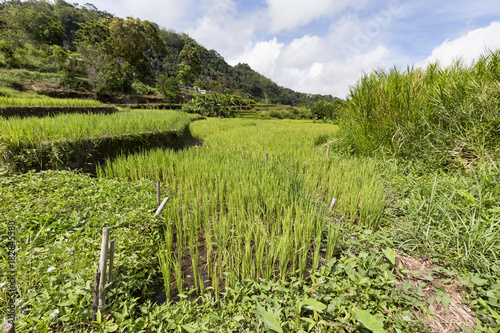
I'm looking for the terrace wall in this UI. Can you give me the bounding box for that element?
[1,124,201,175]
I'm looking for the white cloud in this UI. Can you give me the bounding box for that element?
[275,45,393,98]
[265,0,353,33]
[277,35,325,67]
[76,0,193,27]
[122,0,193,26]
[186,0,266,60]
[231,38,284,75]
[230,26,395,98]
[187,15,255,59]
[418,21,500,68]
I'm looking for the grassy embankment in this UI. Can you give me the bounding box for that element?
[0,108,192,173]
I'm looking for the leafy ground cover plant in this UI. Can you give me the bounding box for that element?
[0,176,435,333]
[381,159,500,330]
[0,170,163,332]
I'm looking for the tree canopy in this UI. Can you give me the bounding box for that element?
[0,0,337,103]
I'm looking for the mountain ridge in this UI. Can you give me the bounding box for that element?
[0,0,337,105]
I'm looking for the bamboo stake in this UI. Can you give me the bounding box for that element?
[2,319,14,333]
[265,153,268,165]
[326,145,330,158]
[92,268,100,322]
[108,240,115,283]
[154,197,170,217]
[98,228,110,307]
[329,197,336,211]
[156,180,161,206]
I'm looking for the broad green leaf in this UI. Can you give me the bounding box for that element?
[181,324,197,333]
[382,247,396,265]
[354,308,386,333]
[302,298,327,313]
[471,275,488,286]
[105,323,118,332]
[255,308,283,333]
[434,288,451,308]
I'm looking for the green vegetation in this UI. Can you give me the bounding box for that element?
[0,2,498,331]
[0,109,188,145]
[0,0,335,106]
[177,45,202,91]
[189,93,244,117]
[311,99,345,122]
[337,50,500,169]
[98,119,385,299]
[75,16,167,93]
[0,110,190,172]
[0,171,164,332]
[0,96,101,107]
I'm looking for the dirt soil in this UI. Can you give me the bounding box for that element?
[395,254,476,332]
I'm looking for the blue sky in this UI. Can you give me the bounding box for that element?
[78,0,500,98]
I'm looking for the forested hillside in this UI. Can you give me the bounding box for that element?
[0,0,336,105]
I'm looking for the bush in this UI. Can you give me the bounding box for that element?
[132,80,156,95]
[157,75,181,103]
[268,107,312,120]
[190,93,243,118]
[311,99,344,122]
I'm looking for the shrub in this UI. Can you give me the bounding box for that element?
[311,99,345,122]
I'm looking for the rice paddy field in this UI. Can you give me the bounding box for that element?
[2,52,500,331]
[98,119,386,298]
[0,109,189,146]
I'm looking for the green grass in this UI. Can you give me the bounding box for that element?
[0,171,426,333]
[385,160,500,275]
[338,49,500,169]
[0,109,189,147]
[0,96,102,107]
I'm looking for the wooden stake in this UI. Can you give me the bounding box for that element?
[92,268,100,322]
[265,153,268,165]
[154,197,170,217]
[156,180,161,206]
[3,319,15,333]
[108,240,115,283]
[326,145,330,158]
[329,197,336,211]
[98,228,110,307]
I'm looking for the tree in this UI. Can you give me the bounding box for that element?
[157,75,180,103]
[177,45,201,92]
[17,8,65,45]
[75,16,168,92]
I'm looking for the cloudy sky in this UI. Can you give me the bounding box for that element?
[77,0,500,98]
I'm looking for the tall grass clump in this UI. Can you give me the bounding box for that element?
[339,49,500,169]
[390,161,500,275]
[98,119,387,298]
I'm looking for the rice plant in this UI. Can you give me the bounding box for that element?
[97,118,387,299]
[0,109,189,148]
[0,96,102,107]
